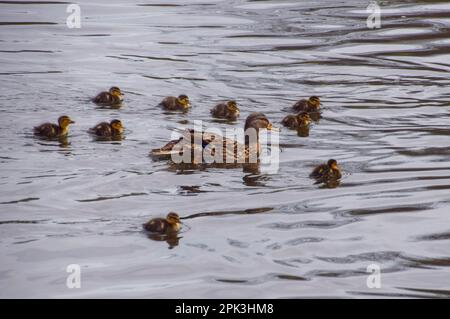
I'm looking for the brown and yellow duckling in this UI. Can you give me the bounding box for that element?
[92,86,124,105]
[310,159,342,182]
[211,100,240,120]
[292,96,321,113]
[143,212,181,234]
[89,119,124,137]
[281,112,311,129]
[159,94,190,111]
[33,115,75,138]
[151,112,275,165]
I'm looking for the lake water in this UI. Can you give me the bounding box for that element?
[0,0,449,298]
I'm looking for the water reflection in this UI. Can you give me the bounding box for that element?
[147,232,181,249]
[297,126,310,137]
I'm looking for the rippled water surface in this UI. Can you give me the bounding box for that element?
[1,0,450,298]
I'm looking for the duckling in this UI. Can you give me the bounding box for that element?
[281,112,311,129]
[310,159,342,182]
[143,212,181,234]
[151,112,275,165]
[33,115,75,138]
[159,94,190,111]
[89,119,124,137]
[92,87,124,105]
[211,100,240,120]
[292,96,321,113]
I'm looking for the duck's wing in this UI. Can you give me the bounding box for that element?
[281,115,297,128]
[93,92,111,104]
[34,123,58,137]
[292,99,307,112]
[159,96,177,110]
[89,122,111,136]
[310,164,327,178]
[143,218,167,233]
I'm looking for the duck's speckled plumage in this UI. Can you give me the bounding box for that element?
[89,119,124,137]
[211,101,240,120]
[143,212,181,234]
[292,96,321,113]
[159,95,190,111]
[310,159,342,182]
[92,87,124,105]
[150,113,274,165]
[33,115,74,138]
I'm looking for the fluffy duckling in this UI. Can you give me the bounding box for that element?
[143,212,181,234]
[33,115,75,138]
[310,159,342,182]
[292,96,321,113]
[281,112,311,129]
[89,119,124,137]
[92,87,124,105]
[211,100,240,120]
[151,112,275,165]
[159,94,190,111]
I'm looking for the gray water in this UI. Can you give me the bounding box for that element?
[0,0,450,298]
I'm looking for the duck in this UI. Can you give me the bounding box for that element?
[211,100,240,120]
[292,96,321,113]
[150,112,275,165]
[33,115,75,138]
[281,112,311,129]
[89,119,124,137]
[92,87,124,105]
[158,94,190,111]
[310,159,342,182]
[143,212,181,234]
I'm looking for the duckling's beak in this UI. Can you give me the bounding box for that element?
[69,120,75,124]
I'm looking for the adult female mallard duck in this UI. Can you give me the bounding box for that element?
[92,87,124,105]
[33,115,75,138]
[281,112,311,129]
[89,119,124,137]
[143,212,181,234]
[292,96,321,113]
[150,112,275,165]
[310,159,342,182]
[159,94,190,111]
[211,100,240,120]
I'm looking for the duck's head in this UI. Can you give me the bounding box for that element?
[110,119,124,134]
[328,159,340,171]
[244,112,275,132]
[58,115,75,128]
[226,100,240,116]
[297,112,311,126]
[166,212,181,225]
[109,86,124,101]
[307,96,321,109]
[177,94,191,109]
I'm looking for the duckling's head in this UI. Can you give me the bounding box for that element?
[307,96,321,109]
[226,100,240,115]
[297,112,311,125]
[110,119,124,134]
[328,159,339,171]
[58,115,75,128]
[109,87,124,100]
[177,94,190,109]
[166,212,180,225]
